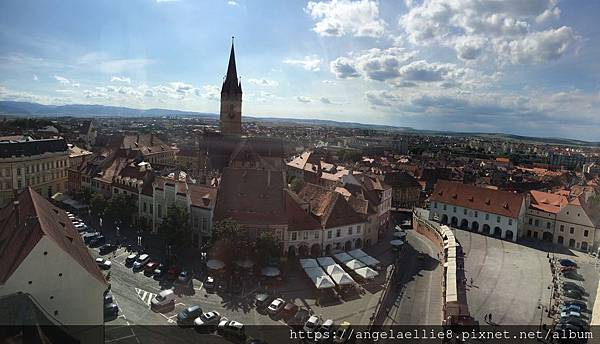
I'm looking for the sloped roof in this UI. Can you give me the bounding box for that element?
[285,190,322,231]
[298,183,365,228]
[0,188,107,285]
[430,180,524,218]
[189,184,218,210]
[529,190,568,214]
[0,138,68,158]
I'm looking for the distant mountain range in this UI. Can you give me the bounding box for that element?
[0,100,597,147]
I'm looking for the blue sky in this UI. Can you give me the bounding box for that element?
[0,0,599,140]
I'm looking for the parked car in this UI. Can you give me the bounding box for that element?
[290,309,310,330]
[151,289,175,310]
[217,320,245,340]
[133,254,150,271]
[560,266,577,273]
[561,304,582,313]
[166,266,182,280]
[104,303,119,318]
[563,282,585,294]
[83,232,100,244]
[321,319,334,332]
[304,315,321,332]
[176,271,192,285]
[205,276,216,291]
[333,321,352,344]
[99,244,117,255]
[144,261,160,276]
[561,310,581,318]
[564,300,587,310]
[267,298,285,315]
[104,293,113,305]
[95,257,112,270]
[560,259,577,268]
[176,305,203,326]
[564,289,583,300]
[560,316,589,330]
[153,263,169,280]
[255,293,273,309]
[73,223,87,232]
[563,270,581,280]
[125,253,139,266]
[282,302,299,320]
[194,311,221,328]
[89,235,106,247]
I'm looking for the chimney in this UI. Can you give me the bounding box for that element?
[13,201,20,227]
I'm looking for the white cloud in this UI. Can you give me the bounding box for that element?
[77,53,154,74]
[247,78,279,86]
[33,74,38,81]
[330,57,361,79]
[296,96,312,103]
[330,47,415,81]
[54,75,71,85]
[111,76,132,84]
[283,56,321,71]
[227,0,239,6]
[321,80,336,84]
[398,0,576,65]
[319,97,333,104]
[198,85,221,101]
[305,0,385,37]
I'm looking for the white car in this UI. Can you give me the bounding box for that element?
[217,320,245,338]
[194,311,221,327]
[151,289,175,309]
[95,257,112,270]
[267,298,285,315]
[303,315,321,332]
[321,319,334,331]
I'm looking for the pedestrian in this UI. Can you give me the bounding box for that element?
[470,277,473,285]
[489,313,492,323]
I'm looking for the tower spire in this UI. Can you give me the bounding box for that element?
[225,36,238,86]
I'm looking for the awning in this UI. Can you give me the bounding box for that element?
[358,255,380,267]
[206,259,225,270]
[348,249,368,259]
[300,258,318,269]
[345,259,366,270]
[325,264,346,276]
[317,257,336,267]
[330,272,355,286]
[354,266,379,279]
[261,266,281,277]
[333,252,353,263]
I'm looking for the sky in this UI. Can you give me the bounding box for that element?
[0,0,599,141]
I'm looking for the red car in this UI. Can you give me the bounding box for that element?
[167,266,182,280]
[144,261,160,275]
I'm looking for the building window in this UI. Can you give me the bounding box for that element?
[348,227,353,235]
[315,232,319,239]
[474,211,478,218]
[570,227,574,234]
[584,230,589,237]
[158,205,162,218]
[327,230,332,239]
[443,204,447,210]
[304,232,308,240]
[17,168,21,176]
[463,209,467,215]
[496,216,500,223]
[149,204,153,214]
[453,206,457,213]
[143,202,147,212]
[534,219,539,227]
[528,218,533,225]
[485,213,489,221]
[357,225,361,233]
[509,219,513,226]
[560,225,564,231]
[546,222,551,229]
[291,232,297,241]
[336,229,341,237]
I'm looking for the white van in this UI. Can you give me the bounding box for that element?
[133,254,150,271]
[151,289,175,310]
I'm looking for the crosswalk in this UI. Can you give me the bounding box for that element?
[135,287,156,307]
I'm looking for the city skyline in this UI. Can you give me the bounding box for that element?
[1,0,600,141]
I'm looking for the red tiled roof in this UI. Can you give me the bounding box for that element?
[285,190,321,231]
[430,180,524,218]
[529,190,568,214]
[298,183,365,228]
[189,184,217,210]
[0,188,107,286]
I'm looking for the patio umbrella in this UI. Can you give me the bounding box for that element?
[261,266,281,277]
[206,259,225,270]
[390,240,404,247]
[354,266,378,279]
[235,259,254,269]
[300,258,318,269]
[345,259,366,270]
[316,256,336,267]
[393,231,406,238]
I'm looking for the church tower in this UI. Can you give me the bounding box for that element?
[220,37,242,136]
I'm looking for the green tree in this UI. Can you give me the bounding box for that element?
[106,193,137,227]
[255,231,280,265]
[158,205,191,251]
[79,187,93,204]
[289,176,304,193]
[90,193,107,216]
[211,218,254,262]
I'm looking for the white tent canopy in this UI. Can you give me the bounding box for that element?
[317,257,336,267]
[348,249,368,259]
[300,258,319,269]
[303,266,335,289]
[345,259,366,270]
[330,272,355,286]
[261,266,281,277]
[333,252,353,263]
[354,266,379,279]
[393,231,407,238]
[358,255,380,267]
[325,264,346,276]
[206,259,225,270]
